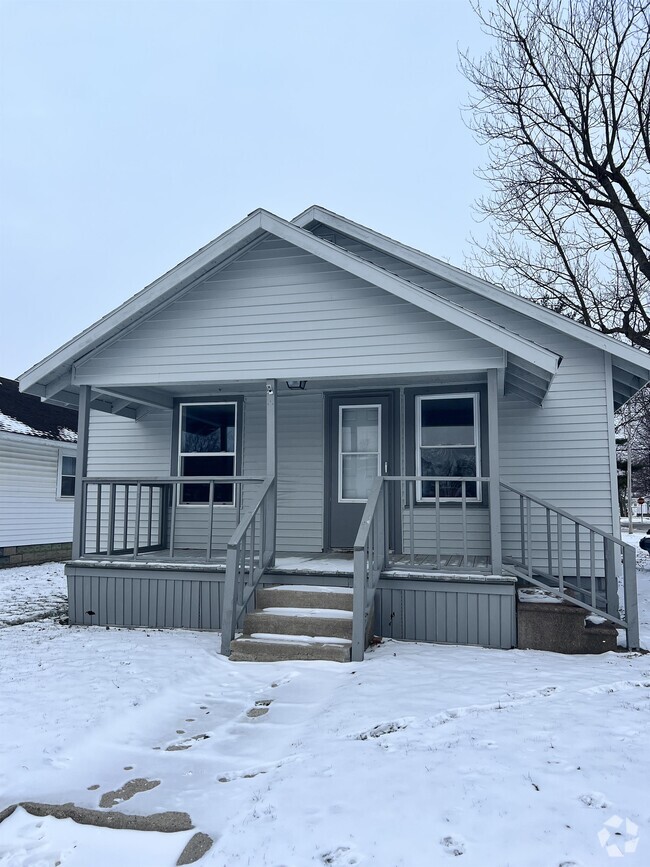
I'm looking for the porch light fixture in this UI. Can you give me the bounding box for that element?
[286,380,307,390]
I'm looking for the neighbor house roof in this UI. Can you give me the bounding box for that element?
[0,377,77,442]
[17,206,650,411]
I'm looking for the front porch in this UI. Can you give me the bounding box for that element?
[65,372,640,659]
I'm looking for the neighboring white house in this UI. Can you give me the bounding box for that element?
[0,377,77,567]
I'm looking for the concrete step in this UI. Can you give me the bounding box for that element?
[257,585,353,612]
[242,609,353,640]
[517,599,618,654]
[229,635,352,663]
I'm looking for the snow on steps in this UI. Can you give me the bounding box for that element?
[229,584,355,663]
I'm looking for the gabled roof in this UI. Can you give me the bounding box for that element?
[0,377,77,442]
[19,209,561,407]
[292,205,650,408]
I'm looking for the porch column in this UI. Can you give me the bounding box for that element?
[265,379,277,566]
[71,385,91,560]
[487,369,502,574]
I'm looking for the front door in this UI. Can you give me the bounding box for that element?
[327,393,395,550]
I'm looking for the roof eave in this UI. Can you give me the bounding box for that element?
[19,207,561,397]
[295,205,650,379]
[19,210,267,393]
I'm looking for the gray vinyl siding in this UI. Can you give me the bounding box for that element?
[74,236,503,385]
[86,408,171,476]
[311,225,617,540]
[84,409,172,553]
[84,391,325,555]
[0,436,75,546]
[276,391,324,552]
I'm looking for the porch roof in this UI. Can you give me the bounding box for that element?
[19,209,562,411]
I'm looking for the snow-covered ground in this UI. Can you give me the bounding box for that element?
[0,539,649,866]
[0,563,67,626]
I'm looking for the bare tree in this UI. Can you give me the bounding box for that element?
[616,388,650,509]
[461,0,650,349]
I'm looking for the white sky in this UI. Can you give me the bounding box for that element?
[0,0,491,378]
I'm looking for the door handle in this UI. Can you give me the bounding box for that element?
[384,461,388,474]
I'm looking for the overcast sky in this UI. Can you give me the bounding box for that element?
[1,0,491,378]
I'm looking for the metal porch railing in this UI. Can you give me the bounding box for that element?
[351,475,494,661]
[500,481,639,650]
[79,476,265,560]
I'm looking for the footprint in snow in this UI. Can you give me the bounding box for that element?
[440,836,465,856]
[578,792,610,809]
[165,733,210,751]
[321,845,363,865]
[247,699,273,718]
[354,718,413,740]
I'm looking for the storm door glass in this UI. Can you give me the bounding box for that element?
[338,405,381,502]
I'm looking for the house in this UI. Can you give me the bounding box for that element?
[0,377,77,567]
[17,207,650,660]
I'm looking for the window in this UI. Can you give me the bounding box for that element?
[338,405,381,502]
[416,394,480,501]
[178,402,237,505]
[58,453,76,498]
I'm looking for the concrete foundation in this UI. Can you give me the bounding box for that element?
[0,542,72,569]
[517,600,618,654]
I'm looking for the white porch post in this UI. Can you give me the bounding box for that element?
[72,385,91,560]
[487,369,502,574]
[265,379,277,566]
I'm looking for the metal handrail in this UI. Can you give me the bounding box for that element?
[82,476,265,484]
[500,481,628,546]
[382,476,490,482]
[220,476,277,656]
[352,478,387,662]
[500,480,639,649]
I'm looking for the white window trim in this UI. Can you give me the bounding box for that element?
[338,403,382,504]
[415,392,482,503]
[56,450,76,500]
[178,401,238,508]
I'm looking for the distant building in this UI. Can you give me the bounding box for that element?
[0,377,77,567]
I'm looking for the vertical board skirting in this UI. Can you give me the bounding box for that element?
[66,568,225,630]
[66,568,515,649]
[374,579,516,649]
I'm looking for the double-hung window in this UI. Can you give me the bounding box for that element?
[58,453,76,498]
[416,393,480,501]
[178,402,237,505]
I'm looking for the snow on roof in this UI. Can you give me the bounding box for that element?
[0,377,77,442]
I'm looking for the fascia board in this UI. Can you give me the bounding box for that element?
[296,206,650,377]
[262,213,560,376]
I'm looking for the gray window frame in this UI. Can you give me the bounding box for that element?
[171,397,244,508]
[57,451,77,499]
[405,383,489,509]
[416,392,481,503]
